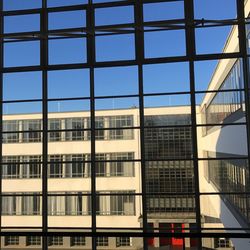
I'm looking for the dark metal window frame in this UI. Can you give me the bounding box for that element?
[0,1,250,250]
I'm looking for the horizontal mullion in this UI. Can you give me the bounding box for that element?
[0,231,249,238]
[1,51,243,73]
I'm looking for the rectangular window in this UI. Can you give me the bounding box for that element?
[22,119,42,142]
[97,191,135,215]
[95,117,105,140]
[22,194,41,215]
[48,193,90,216]
[116,237,131,247]
[110,152,134,177]
[214,238,231,248]
[5,236,19,246]
[65,118,85,141]
[70,236,86,246]
[2,195,19,215]
[96,237,108,246]
[109,116,133,140]
[2,156,20,179]
[48,236,63,246]
[49,119,61,141]
[96,154,106,177]
[3,120,19,143]
[65,154,90,178]
[26,236,41,246]
[22,156,42,178]
[65,193,90,215]
[48,155,63,178]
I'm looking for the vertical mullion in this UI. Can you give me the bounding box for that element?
[184,0,202,248]
[134,1,148,249]
[236,0,250,222]
[0,0,3,236]
[41,1,48,250]
[87,1,97,249]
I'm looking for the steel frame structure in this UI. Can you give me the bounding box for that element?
[0,0,250,250]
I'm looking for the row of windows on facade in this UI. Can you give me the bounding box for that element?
[2,192,135,216]
[202,59,245,135]
[3,236,131,247]
[2,193,196,215]
[2,155,195,180]
[3,235,231,249]
[2,116,134,143]
[2,153,134,179]
[205,151,249,224]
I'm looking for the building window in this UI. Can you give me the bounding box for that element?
[3,120,19,143]
[2,195,20,215]
[48,193,90,216]
[22,156,42,179]
[5,236,19,246]
[110,152,134,177]
[96,191,135,215]
[2,156,20,179]
[214,238,231,248]
[48,119,61,141]
[65,118,85,141]
[65,193,90,215]
[109,116,133,140]
[95,117,105,140]
[48,155,63,178]
[26,236,41,246]
[22,194,41,215]
[96,154,106,177]
[2,193,41,215]
[96,237,108,246]
[22,120,42,142]
[65,154,90,178]
[70,236,86,246]
[48,236,63,246]
[116,237,131,247]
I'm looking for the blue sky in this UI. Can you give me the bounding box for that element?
[2,0,239,114]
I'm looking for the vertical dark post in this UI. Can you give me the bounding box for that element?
[41,0,48,249]
[184,0,202,248]
[0,0,3,236]
[87,1,96,249]
[134,1,148,249]
[236,0,250,221]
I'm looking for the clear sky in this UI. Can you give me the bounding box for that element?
[2,0,239,114]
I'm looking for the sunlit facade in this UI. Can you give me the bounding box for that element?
[1,0,250,250]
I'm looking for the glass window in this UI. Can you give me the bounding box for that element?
[110,152,134,177]
[4,14,40,34]
[96,191,135,215]
[65,154,90,178]
[48,236,63,246]
[26,236,41,246]
[3,120,19,143]
[2,156,20,179]
[5,236,19,246]
[22,195,41,215]
[65,118,86,141]
[4,41,40,68]
[48,10,86,30]
[116,237,131,247]
[49,119,61,142]
[22,120,42,143]
[70,236,86,246]
[96,154,106,177]
[96,237,108,247]
[48,155,63,178]
[108,116,133,140]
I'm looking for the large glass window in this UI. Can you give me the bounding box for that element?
[1,1,250,249]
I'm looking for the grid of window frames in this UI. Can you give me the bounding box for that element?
[0,0,250,250]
